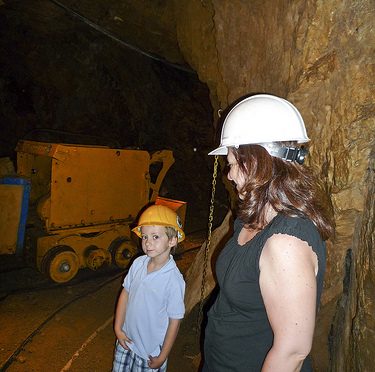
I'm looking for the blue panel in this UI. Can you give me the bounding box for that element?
[0,177,31,255]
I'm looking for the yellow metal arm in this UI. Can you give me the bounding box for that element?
[149,150,175,202]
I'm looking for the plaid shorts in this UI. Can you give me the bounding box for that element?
[112,342,167,372]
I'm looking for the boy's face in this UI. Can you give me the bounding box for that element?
[140,225,177,261]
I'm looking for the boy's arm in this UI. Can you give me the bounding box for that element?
[113,288,132,349]
[148,318,181,369]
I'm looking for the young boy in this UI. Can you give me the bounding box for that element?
[112,204,186,372]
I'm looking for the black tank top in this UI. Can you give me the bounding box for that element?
[204,213,326,372]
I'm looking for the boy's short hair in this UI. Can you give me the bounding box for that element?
[165,226,178,241]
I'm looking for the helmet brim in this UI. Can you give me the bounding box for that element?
[208,146,228,156]
[132,224,185,243]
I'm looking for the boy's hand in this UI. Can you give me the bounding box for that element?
[148,354,166,369]
[115,329,132,350]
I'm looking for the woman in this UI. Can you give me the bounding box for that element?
[203,94,334,372]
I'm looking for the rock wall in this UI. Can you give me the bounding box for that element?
[1,0,373,369]
[174,0,375,370]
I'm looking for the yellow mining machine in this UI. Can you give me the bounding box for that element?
[0,140,186,283]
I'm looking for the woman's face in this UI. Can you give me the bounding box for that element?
[227,149,247,199]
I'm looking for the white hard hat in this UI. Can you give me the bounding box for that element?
[209,94,310,156]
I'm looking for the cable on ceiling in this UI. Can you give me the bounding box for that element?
[49,0,196,74]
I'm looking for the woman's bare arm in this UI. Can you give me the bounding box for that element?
[259,234,318,372]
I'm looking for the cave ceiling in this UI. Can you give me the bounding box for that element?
[0,0,227,233]
[52,0,187,66]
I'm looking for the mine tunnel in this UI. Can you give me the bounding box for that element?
[0,2,229,371]
[0,1,374,372]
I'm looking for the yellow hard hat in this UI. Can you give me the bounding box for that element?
[132,204,185,242]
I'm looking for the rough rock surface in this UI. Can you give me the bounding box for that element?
[0,0,374,370]
[174,1,374,371]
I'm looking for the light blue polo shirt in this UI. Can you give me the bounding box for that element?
[122,255,185,360]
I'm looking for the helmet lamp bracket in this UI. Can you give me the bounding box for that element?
[261,144,308,165]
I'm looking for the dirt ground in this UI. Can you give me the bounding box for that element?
[0,237,204,372]
[0,232,331,372]
[169,250,204,372]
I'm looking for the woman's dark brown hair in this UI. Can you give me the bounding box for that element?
[231,144,334,240]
